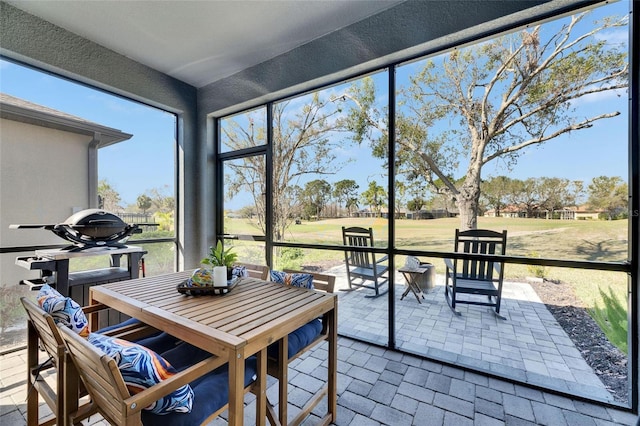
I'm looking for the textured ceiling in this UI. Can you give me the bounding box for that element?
[6,0,404,88]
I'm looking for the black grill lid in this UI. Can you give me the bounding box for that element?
[10,209,154,250]
[60,209,128,238]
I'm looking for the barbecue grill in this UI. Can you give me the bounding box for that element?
[10,208,154,250]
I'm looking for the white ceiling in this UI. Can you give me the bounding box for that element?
[7,0,404,88]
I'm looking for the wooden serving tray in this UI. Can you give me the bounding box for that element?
[176,277,239,296]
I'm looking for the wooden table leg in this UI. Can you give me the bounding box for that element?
[228,349,245,426]
[88,291,99,332]
[278,335,288,425]
[256,348,267,426]
[328,303,338,422]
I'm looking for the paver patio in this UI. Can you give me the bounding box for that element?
[1,266,635,425]
[330,264,616,403]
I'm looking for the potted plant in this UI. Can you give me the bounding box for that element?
[201,240,238,279]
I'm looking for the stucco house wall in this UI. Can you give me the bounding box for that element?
[1,119,91,247]
[0,94,131,287]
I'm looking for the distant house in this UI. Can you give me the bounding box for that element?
[484,203,602,220]
[406,209,457,220]
[557,205,602,220]
[352,208,407,219]
[0,93,132,287]
[484,204,528,218]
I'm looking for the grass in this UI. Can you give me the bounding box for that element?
[228,215,628,262]
[227,215,630,350]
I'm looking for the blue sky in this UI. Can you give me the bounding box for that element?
[0,60,176,207]
[0,1,629,210]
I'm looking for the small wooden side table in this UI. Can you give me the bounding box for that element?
[398,265,431,303]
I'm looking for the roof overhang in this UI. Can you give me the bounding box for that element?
[0,93,132,146]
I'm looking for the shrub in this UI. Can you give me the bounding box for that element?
[590,286,628,353]
[277,247,304,270]
[0,285,29,334]
[526,251,547,279]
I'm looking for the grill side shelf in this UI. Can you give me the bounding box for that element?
[15,256,57,271]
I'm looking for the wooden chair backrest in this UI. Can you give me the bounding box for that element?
[236,262,269,280]
[21,297,64,363]
[342,226,379,268]
[454,229,507,280]
[58,325,132,425]
[283,269,336,294]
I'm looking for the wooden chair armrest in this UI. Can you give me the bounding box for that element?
[124,355,225,416]
[444,258,454,271]
[376,255,389,264]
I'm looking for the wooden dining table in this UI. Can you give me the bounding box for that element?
[88,270,338,426]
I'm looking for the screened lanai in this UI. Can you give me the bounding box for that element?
[1,0,638,422]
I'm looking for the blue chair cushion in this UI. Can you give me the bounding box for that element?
[142,342,258,426]
[267,319,323,360]
[37,284,89,337]
[270,270,314,289]
[88,333,193,415]
[232,265,248,278]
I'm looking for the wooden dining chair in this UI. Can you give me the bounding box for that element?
[267,269,336,426]
[58,324,262,426]
[20,297,160,426]
[235,261,269,280]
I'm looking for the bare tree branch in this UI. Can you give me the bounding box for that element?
[484,111,619,164]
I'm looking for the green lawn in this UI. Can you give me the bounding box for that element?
[228,215,627,262]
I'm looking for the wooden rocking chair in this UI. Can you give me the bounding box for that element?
[342,226,389,298]
[444,229,508,319]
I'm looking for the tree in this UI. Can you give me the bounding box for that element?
[394,180,408,217]
[153,211,174,232]
[224,95,350,240]
[510,178,540,218]
[536,177,571,218]
[588,176,628,219]
[345,197,359,216]
[568,180,585,207]
[407,197,425,212]
[347,11,628,230]
[300,179,332,219]
[97,180,122,212]
[146,186,174,213]
[361,180,387,217]
[481,176,514,217]
[333,179,359,217]
[238,205,256,219]
[137,194,152,213]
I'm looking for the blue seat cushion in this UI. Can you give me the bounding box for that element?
[96,317,142,334]
[267,319,323,360]
[134,332,182,355]
[142,342,258,426]
[97,319,181,355]
[37,284,89,337]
